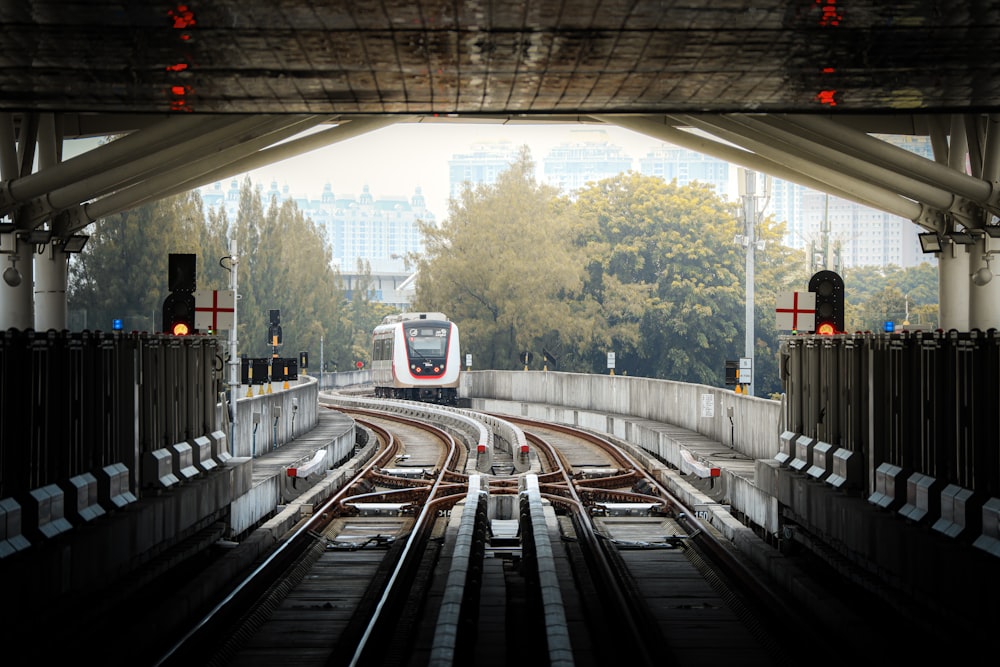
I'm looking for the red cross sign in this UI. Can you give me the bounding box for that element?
[775,291,815,332]
[194,289,235,331]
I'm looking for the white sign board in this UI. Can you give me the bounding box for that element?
[775,291,816,332]
[194,289,235,331]
[607,352,616,369]
[465,353,472,367]
[701,393,715,418]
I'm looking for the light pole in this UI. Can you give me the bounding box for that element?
[736,168,770,397]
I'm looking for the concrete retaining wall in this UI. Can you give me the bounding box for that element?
[461,370,781,461]
[230,376,319,458]
[462,371,784,538]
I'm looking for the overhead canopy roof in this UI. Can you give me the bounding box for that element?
[1,0,998,122]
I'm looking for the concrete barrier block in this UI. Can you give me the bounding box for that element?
[899,473,942,523]
[25,484,72,540]
[191,436,218,473]
[932,484,980,539]
[775,430,798,465]
[868,462,906,510]
[170,441,200,481]
[790,435,815,472]
[61,473,106,524]
[209,430,232,464]
[826,447,862,491]
[806,440,834,480]
[142,448,179,489]
[0,497,31,558]
[97,462,137,509]
[972,497,1000,558]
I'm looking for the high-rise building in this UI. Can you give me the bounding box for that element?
[447,130,636,200]
[443,131,937,272]
[447,140,523,200]
[541,129,634,193]
[769,134,933,269]
[637,144,732,195]
[200,179,434,308]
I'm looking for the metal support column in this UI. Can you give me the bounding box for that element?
[939,240,971,331]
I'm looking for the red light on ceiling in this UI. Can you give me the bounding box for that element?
[166,63,189,72]
[816,0,842,27]
[169,5,196,30]
[816,90,838,107]
[822,67,836,74]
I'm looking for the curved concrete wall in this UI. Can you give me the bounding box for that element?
[461,371,782,461]
[230,376,319,458]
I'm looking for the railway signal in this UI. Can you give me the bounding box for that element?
[163,253,196,335]
[268,309,282,347]
[809,270,845,334]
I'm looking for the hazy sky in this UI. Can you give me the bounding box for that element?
[240,120,667,218]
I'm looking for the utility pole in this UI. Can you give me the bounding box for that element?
[737,168,770,398]
[228,237,239,455]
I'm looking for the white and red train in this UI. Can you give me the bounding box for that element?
[371,312,461,404]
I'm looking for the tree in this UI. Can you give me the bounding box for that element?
[843,262,939,331]
[572,174,745,385]
[412,148,596,370]
[227,181,352,366]
[750,216,811,397]
[69,191,210,332]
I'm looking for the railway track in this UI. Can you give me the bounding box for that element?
[152,402,875,666]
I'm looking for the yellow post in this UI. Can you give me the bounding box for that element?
[246,368,254,397]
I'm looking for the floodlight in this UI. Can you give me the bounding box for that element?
[61,234,89,253]
[918,233,941,253]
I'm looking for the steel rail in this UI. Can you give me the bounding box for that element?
[347,418,463,667]
[152,417,396,666]
[526,427,660,667]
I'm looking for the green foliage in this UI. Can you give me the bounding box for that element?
[68,191,212,331]
[842,262,939,331]
[229,179,352,367]
[573,173,746,385]
[412,148,595,370]
[413,164,818,394]
[346,259,400,363]
[69,177,367,374]
[750,217,811,396]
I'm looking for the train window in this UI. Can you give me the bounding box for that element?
[407,327,448,357]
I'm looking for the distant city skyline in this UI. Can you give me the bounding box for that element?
[229,121,930,274]
[242,122,666,219]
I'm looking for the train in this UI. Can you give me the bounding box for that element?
[371,312,461,405]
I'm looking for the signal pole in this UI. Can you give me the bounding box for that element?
[737,168,770,398]
[228,238,239,455]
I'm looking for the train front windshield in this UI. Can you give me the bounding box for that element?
[406,324,449,359]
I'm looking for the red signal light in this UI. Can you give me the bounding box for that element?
[172,322,191,336]
[816,322,837,335]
